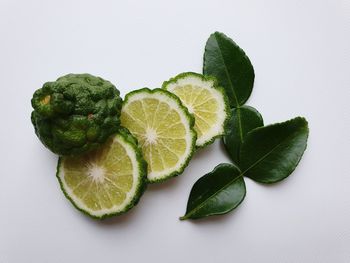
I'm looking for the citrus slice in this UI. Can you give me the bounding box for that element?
[56,128,147,219]
[120,88,196,183]
[163,72,230,147]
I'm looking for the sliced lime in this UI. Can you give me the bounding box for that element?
[120,88,196,183]
[56,129,147,219]
[163,72,230,147]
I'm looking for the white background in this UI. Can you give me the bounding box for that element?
[0,0,349,262]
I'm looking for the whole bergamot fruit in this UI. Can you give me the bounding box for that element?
[31,73,122,156]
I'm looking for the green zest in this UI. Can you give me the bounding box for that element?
[31,73,122,156]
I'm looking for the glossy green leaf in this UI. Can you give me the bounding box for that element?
[240,117,309,184]
[180,163,246,220]
[223,106,263,164]
[203,32,254,108]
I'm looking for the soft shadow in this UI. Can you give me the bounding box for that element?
[250,158,307,189]
[192,143,216,161]
[181,202,247,226]
[47,152,59,166]
[218,139,232,160]
[254,177,291,189]
[82,202,143,227]
[147,175,183,191]
[218,139,242,168]
[32,140,58,167]
[146,144,218,192]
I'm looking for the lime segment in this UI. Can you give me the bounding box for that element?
[121,88,196,183]
[163,72,230,147]
[57,130,147,219]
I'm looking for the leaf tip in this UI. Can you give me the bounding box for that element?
[179,215,189,221]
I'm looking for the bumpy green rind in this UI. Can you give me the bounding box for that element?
[31,73,122,156]
[162,72,231,149]
[56,128,148,220]
[122,88,197,183]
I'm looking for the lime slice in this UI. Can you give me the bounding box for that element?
[56,128,147,219]
[163,72,230,147]
[120,88,196,183]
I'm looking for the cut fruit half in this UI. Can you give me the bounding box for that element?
[120,88,196,183]
[56,128,147,219]
[163,72,230,148]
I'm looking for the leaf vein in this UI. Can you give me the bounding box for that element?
[183,175,243,219]
[213,34,239,106]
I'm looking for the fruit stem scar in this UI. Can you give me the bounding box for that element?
[88,113,94,119]
[41,95,51,105]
